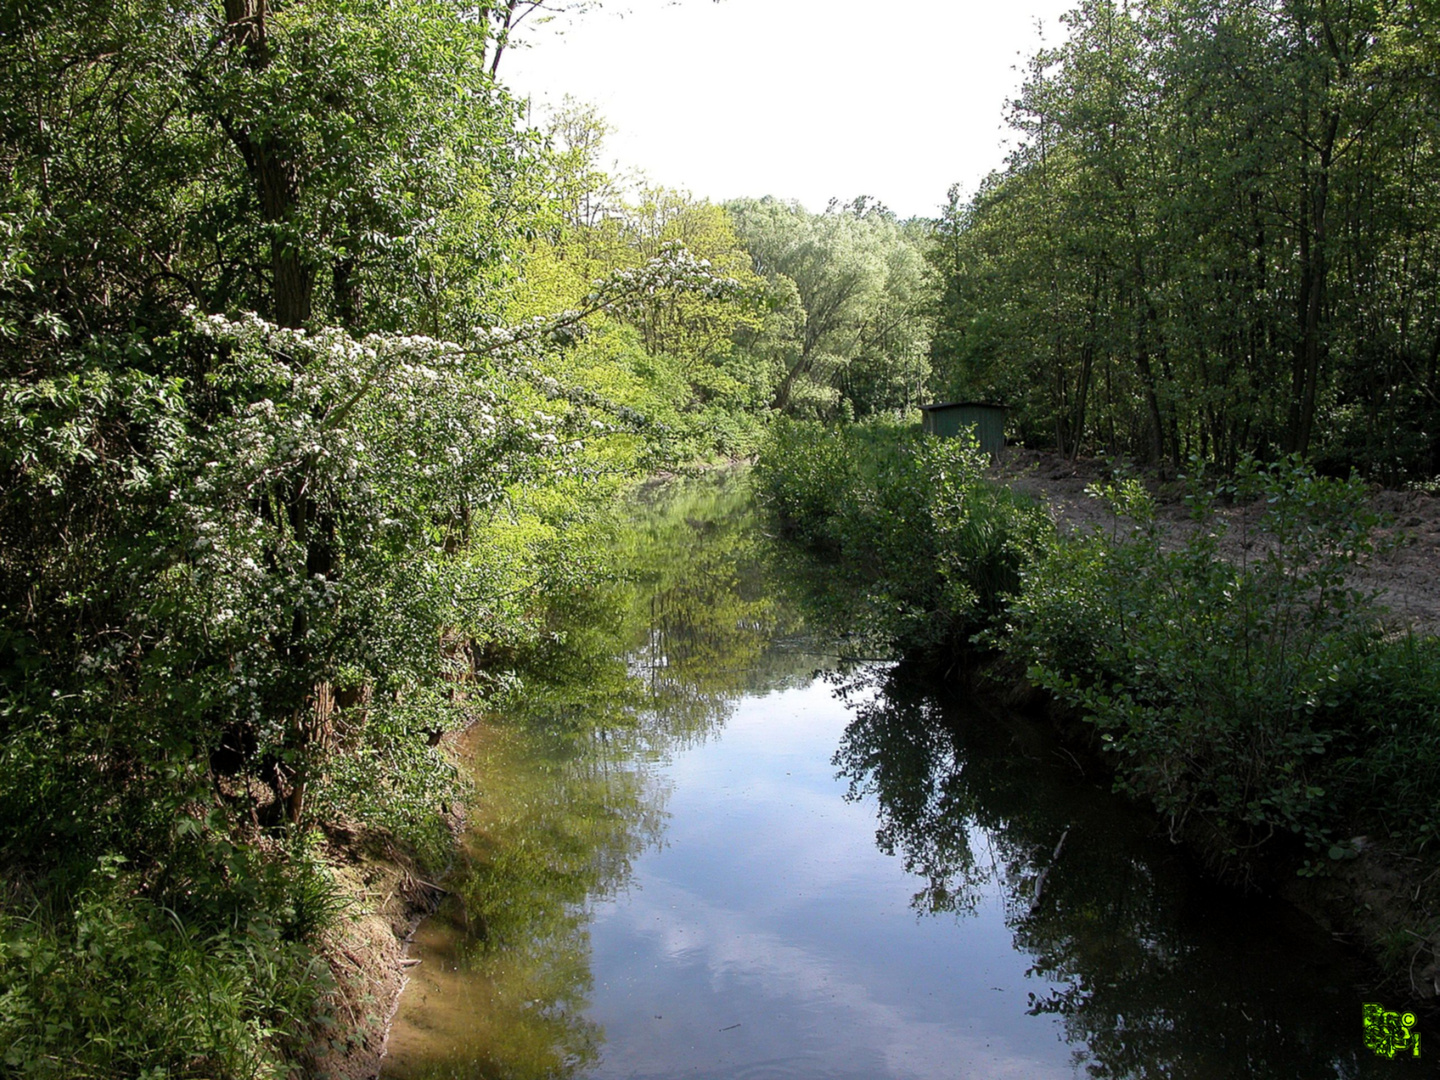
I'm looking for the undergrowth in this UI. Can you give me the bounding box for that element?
[0,851,336,1080]
[755,423,1440,906]
[752,417,1051,658]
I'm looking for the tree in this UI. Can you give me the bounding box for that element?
[194,0,548,334]
[727,195,932,418]
[512,102,773,437]
[927,0,1440,477]
[543,94,627,235]
[476,0,596,76]
[0,0,758,1069]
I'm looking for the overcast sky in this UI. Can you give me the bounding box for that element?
[501,0,1077,221]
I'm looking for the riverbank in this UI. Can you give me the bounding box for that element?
[302,823,445,1080]
[993,448,1440,1004]
[752,420,1440,1013]
[997,448,1440,636]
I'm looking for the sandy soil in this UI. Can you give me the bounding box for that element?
[311,824,446,1080]
[994,448,1440,637]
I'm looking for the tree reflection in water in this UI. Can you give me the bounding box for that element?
[387,475,1424,1080]
[831,663,1422,1080]
[383,473,826,1079]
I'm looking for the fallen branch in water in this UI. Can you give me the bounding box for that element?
[1029,826,1071,916]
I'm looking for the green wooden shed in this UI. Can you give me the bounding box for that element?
[918,401,1008,459]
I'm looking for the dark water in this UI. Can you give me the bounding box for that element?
[382,473,1429,1079]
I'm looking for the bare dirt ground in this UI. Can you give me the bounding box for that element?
[311,824,442,1080]
[994,448,1440,637]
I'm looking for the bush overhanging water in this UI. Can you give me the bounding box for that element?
[755,421,1440,954]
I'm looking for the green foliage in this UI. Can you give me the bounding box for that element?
[1003,458,1398,852]
[0,0,753,1060]
[764,422,1440,882]
[0,0,547,342]
[1326,633,1440,856]
[753,419,1051,657]
[510,100,775,463]
[929,0,1440,478]
[0,868,334,1080]
[750,418,859,549]
[726,197,933,420]
[546,325,769,466]
[307,690,468,870]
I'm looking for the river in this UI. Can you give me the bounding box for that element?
[380,472,1427,1079]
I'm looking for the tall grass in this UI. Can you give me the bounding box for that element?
[0,878,333,1079]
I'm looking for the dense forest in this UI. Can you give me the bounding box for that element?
[3,0,1440,1072]
[931,0,1440,481]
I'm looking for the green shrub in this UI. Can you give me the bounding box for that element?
[1003,458,1392,852]
[753,419,1050,656]
[751,417,859,549]
[0,870,334,1080]
[307,689,469,873]
[1328,633,1440,856]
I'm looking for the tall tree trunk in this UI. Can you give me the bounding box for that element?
[272,241,314,330]
[217,0,326,825]
[1135,335,1165,466]
[333,254,360,331]
[333,210,364,330]
[772,349,813,413]
[220,0,314,329]
[1284,0,1346,459]
[1287,116,1335,458]
[1130,238,1164,465]
[1069,271,1101,461]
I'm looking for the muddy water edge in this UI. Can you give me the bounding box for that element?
[377,472,1430,1080]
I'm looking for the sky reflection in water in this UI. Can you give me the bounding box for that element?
[383,475,1424,1080]
[584,679,1075,1080]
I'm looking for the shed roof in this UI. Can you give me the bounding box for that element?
[918,400,1008,412]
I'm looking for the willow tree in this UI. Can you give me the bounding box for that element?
[726,195,932,419]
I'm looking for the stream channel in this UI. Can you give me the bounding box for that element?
[381,472,1426,1080]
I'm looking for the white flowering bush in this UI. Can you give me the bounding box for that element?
[8,244,737,837]
[0,234,744,1071]
[0,0,749,1066]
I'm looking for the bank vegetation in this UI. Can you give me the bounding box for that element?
[755,418,1440,1003]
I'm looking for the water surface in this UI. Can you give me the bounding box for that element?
[382,474,1425,1079]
